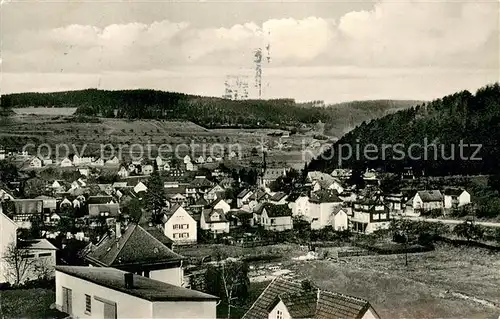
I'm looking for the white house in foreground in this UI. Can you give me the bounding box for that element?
[55,266,218,319]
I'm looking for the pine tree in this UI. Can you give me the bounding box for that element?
[144,170,166,224]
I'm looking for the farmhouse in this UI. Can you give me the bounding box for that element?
[243,276,380,319]
[55,266,218,319]
[258,168,288,188]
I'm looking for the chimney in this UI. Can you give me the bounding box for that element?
[124,273,134,289]
[115,221,121,239]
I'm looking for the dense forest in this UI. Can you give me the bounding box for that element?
[0,89,326,128]
[0,89,418,132]
[308,83,500,176]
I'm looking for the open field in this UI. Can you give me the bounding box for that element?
[282,244,500,319]
[0,288,65,319]
[0,114,325,167]
[13,107,77,116]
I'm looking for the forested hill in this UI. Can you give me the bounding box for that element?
[308,83,500,176]
[0,89,327,128]
[0,89,419,131]
[323,100,422,136]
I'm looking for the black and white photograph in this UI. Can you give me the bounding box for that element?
[0,0,499,318]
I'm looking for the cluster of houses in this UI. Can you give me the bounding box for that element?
[1,146,473,318]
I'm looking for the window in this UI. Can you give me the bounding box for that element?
[38,252,52,257]
[277,310,283,319]
[85,294,92,314]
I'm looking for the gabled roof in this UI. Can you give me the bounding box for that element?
[269,192,287,202]
[18,239,58,250]
[260,203,292,218]
[85,224,183,267]
[202,208,228,223]
[237,189,253,198]
[189,176,213,188]
[87,195,114,205]
[141,224,174,246]
[443,188,466,196]
[309,190,342,204]
[417,190,443,202]
[243,276,377,319]
[316,290,375,319]
[55,266,218,302]
[243,277,314,319]
[208,198,229,208]
[269,291,317,318]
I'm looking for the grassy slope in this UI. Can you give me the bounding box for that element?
[287,244,499,318]
[0,289,65,319]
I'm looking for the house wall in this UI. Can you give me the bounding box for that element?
[263,214,292,232]
[330,210,348,231]
[458,192,471,206]
[0,213,18,283]
[268,300,291,319]
[164,209,197,244]
[213,201,230,214]
[150,267,184,287]
[444,195,452,209]
[363,307,380,319]
[55,271,152,318]
[292,196,309,218]
[152,300,216,318]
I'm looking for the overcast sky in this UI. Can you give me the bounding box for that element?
[1,0,498,103]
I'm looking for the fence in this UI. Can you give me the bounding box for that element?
[435,236,500,251]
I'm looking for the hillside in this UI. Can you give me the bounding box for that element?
[0,89,326,129]
[0,90,418,133]
[308,83,500,176]
[322,99,422,136]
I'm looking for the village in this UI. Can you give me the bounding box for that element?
[2,143,498,319]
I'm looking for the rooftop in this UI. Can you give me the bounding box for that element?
[56,266,218,302]
[85,224,183,267]
[243,276,376,319]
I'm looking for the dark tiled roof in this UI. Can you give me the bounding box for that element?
[85,224,183,267]
[189,177,213,188]
[261,203,292,218]
[310,190,342,204]
[55,266,218,302]
[237,189,252,198]
[316,290,372,319]
[143,225,174,246]
[243,276,376,319]
[417,190,443,202]
[243,277,306,319]
[87,195,114,205]
[270,192,287,202]
[202,208,228,223]
[443,188,465,196]
[193,197,208,206]
[279,292,317,318]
